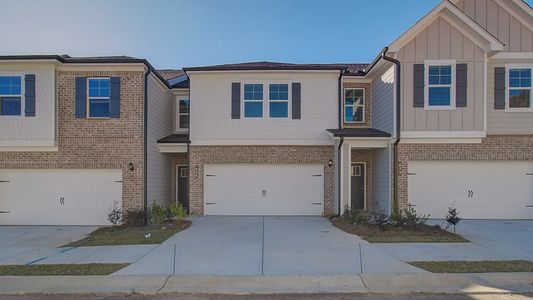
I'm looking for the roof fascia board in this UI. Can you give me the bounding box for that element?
[185,69,341,75]
[389,1,503,53]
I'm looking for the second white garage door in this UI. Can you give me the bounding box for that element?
[204,164,324,215]
[408,161,533,219]
[0,169,122,225]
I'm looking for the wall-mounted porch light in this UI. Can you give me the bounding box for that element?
[328,159,334,168]
[128,162,134,171]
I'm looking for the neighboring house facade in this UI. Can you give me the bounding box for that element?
[1,0,532,225]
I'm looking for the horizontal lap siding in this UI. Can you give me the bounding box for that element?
[371,66,395,133]
[147,74,174,207]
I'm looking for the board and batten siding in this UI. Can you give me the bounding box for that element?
[456,0,533,53]
[397,16,485,132]
[371,146,391,215]
[189,72,339,145]
[0,63,56,147]
[487,59,533,134]
[147,73,174,207]
[371,66,395,134]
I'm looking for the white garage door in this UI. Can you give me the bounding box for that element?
[204,164,324,215]
[0,169,122,225]
[408,161,533,219]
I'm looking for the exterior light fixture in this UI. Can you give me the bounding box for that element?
[328,159,334,167]
[128,162,134,171]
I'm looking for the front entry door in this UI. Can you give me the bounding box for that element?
[177,166,189,209]
[351,163,365,210]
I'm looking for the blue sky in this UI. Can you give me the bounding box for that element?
[2,0,532,69]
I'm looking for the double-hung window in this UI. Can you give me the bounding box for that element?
[269,84,288,118]
[0,76,22,116]
[344,88,364,123]
[426,62,455,109]
[244,84,263,118]
[508,67,531,109]
[88,78,111,118]
[179,98,190,128]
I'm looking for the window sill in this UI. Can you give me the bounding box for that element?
[504,108,533,112]
[424,106,456,111]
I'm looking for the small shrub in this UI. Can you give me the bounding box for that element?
[445,206,461,233]
[123,210,147,226]
[147,202,167,224]
[342,206,370,225]
[107,201,123,227]
[402,205,430,227]
[168,202,188,220]
[368,212,391,230]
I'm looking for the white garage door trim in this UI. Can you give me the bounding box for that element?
[408,161,533,220]
[0,169,123,225]
[204,164,324,216]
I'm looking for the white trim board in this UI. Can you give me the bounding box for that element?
[401,131,486,138]
[157,143,188,153]
[190,139,335,146]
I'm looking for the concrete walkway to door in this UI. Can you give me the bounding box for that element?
[115,216,425,275]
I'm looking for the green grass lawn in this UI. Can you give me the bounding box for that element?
[409,260,533,273]
[331,217,468,243]
[0,263,129,276]
[64,220,191,247]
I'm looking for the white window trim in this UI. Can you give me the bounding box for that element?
[344,87,365,123]
[268,83,290,119]
[242,82,292,119]
[424,60,456,110]
[505,63,533,112]
[0,74,24,117]
[87,77,111,119]
[177,97,190,129]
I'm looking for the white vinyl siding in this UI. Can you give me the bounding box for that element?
[147,73,174,207]
[372,146,392,215]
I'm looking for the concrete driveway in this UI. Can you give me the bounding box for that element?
[0,226,156,265]
[115,216,424,275]
[374,220,533,262]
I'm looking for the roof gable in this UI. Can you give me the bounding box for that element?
[388,1,504,54]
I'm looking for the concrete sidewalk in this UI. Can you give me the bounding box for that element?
[0,273,531,295]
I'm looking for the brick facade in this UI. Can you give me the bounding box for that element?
[397,134,533,210]
[188,145,335,216]
[351,149,372,211]
[343,82,371,128]
[0,70,146,211]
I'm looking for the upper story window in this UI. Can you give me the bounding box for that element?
[0,76,22,116]
[88,78,110,118]
[244,84,263,118]
[269,84,288,118]
[179,98,190,129]
[425,61,455,109]
[344,88,364,123]
[508,68,531,109]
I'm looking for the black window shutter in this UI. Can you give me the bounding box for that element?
[413,64,425,107]
[24,74,36,116]
[292,82,301,119]
[456,64,468,107]
[494,67,506,110]
[231,82,240,119]
[110,77,121,118]
[75,77,87,118]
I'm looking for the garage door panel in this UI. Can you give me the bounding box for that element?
[0,169,122,225]
[204,164,324,216]
[408,161,533,219]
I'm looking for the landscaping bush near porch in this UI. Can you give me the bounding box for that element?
[331,207,468,243]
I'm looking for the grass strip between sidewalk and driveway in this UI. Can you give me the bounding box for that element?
[409,260,533,273]
[331,217,468,243]
[64,220,191,247]
[0,263,129,276]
